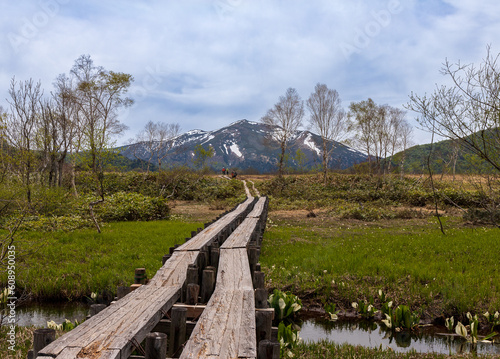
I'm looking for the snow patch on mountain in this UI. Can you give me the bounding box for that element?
[303,133,321,156]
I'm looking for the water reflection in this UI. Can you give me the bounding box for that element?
[299,318,500,355]
[11,302,89,327]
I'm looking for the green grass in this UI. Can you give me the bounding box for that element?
[290,340,497,358]
[261,217,500,318]
[0,220,202,300]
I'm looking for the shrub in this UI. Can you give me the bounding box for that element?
[94,192,170,222]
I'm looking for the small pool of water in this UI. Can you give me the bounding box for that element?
[11,302,90,327]
[299,318,500,356]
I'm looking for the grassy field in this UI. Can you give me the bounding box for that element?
[0,219,203,300]
[1,173,499,358]
[261,213,500,321]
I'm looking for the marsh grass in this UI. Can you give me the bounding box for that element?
[261,216,500,319]
[0,220,202,300]
[291,340,497,358]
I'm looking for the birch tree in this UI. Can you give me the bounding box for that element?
[261,88,304,177]
[307,83,346,183]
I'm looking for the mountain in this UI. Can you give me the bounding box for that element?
[118,119,368,173]
[390,134,498,174]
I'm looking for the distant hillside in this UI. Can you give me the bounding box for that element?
[391,136,497,174]
[118,119,368,173]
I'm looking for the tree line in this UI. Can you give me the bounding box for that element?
[0,55,133,204]
[261,85,413,182]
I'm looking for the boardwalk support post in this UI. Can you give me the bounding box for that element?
[186,283,200,305]
[257,339,280,359]
[134,268,146,284]
[117,286,131,300]
[255,310,273,342]
[201,267,216,303]
[90,303,107,317]
[33,328,55,358]
[145,332,167,359]
[169,306,187,357]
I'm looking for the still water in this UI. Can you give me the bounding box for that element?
[13,302,89,327]
[10,304,500,356]
[299,318,500,356]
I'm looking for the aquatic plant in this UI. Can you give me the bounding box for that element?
[381,305,420,331]
[268,289,302,324]
[278,322,301,358]
[324,303,339,321]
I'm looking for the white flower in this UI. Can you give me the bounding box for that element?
[388,301,393,308]
[455,321,468,339]
[291,303,301,312]
[329,312,338,321]
[484,311,490,318]
[351,302,358,309]
[495,311,500,319]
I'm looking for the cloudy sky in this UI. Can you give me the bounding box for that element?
[1,0,499,145]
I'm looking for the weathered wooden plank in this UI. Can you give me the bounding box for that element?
[148,251,199,287]
[247,197,266,219]
[239,289,257,358]
[175,197,254,252]
[77,287,179,357]
[38,284,151,356]
[220,219,258,249]
[242,180,252,198]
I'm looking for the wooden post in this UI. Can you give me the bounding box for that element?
[145,332,167,359]
[186,264,199,285]
[255,263,261,272]
[248,247,259,278]
[90,304,107,317]
[255,310,273,342]
[255,288,269,309]
[169,246,175,254]
[134,268,146,284]
[210,247,220,269]
[200,267,216,303]
[169,306,187,357]
[253,271,265,289]
[33,328,55,358]
[257,339,280,359]
[117,286,131,300]
[162,254,171,265]
[186,283,199,305]
[191,230,197,238]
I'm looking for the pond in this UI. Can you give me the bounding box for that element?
[11,302,90,327]
[299,317,500,356]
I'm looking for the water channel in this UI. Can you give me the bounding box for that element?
[300,317,500,356]
[8,303,500,356]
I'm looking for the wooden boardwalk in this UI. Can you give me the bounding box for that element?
[35,181,270,359]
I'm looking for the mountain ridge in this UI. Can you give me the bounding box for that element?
[119,119,368,173]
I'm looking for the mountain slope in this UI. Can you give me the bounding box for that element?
[119,119,368,173]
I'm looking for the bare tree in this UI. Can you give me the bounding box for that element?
[407,46,500,173]
[70,55,133,199]
[6,78,44,203]
[398,119,413,179]
[261,88,304,177]
[52,74,79,188]
[307,83,346,183]
[156,122,180,171]
[135,121,180,173]
[347,98,378,173]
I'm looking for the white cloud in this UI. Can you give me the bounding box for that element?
[1,0,500,146]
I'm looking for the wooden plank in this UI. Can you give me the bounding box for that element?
[220,219,258,249]
[238,289,257,358]
[38,284,151,356]
[148,251,199,287]
[247,197,266,218]
[76,286,179,358]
